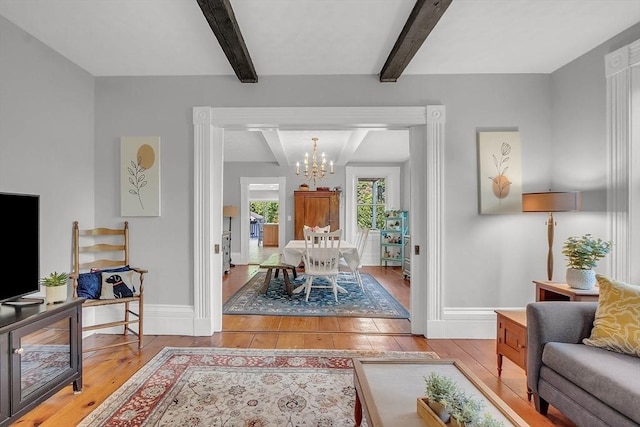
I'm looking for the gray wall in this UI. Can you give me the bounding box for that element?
[0,17,95,288]
[2,14,637,311]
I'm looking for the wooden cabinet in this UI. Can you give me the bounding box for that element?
[533,280,599,302]
[294,191,340,240]
[262,223,279,247]
[0,299,83,426]
[495,309,531,400]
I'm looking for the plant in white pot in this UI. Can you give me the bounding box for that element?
[561,234,611,289]
[40,271,69,304]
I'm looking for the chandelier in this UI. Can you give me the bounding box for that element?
[295,137,334,186]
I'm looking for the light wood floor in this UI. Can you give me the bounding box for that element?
[16,265,575,426]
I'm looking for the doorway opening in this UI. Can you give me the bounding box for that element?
[248,184,280,264]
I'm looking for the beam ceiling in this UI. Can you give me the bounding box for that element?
[379,0,452,82]
[197,0,258,83]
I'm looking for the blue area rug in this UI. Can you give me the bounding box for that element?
[223,271,409,318]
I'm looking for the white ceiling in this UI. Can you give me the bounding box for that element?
[2,0,638,163]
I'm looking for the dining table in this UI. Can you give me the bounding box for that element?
[282,239,360,294]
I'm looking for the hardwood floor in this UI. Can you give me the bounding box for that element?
[16,265,575,426]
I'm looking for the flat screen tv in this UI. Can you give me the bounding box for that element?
[0,192,40,304]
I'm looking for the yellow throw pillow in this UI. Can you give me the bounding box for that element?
[583,275,640,357]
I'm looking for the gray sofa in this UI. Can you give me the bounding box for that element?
[527,302,640,427]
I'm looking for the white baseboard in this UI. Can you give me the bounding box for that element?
[82,304,525,339]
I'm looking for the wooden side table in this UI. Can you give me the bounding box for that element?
[533,280,599,302]
[495,310,531,400]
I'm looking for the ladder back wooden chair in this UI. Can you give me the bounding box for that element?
[70,221,147,352]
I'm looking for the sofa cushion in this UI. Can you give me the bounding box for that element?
[583,275,640,357]
[542,342,640,423]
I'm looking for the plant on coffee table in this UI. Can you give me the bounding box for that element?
[423,372,458,423]
[448,391,484,426]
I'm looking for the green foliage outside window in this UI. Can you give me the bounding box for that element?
[250,201,279,223]
[356,178,385,229]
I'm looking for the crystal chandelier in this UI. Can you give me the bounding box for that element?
[295,137,334,186]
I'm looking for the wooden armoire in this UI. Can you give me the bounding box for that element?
[294,190,340,239]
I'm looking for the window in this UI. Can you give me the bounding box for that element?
[356,178,386,230]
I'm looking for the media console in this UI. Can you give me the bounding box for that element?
[0,298,83,426]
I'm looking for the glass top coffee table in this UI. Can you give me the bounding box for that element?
[353,358,529,426]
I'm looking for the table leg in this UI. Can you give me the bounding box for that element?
[261,269,273,294]
[282,269,293,296]
[497,353,503,377]
[354,392,362,427]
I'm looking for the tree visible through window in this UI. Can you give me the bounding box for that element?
[357,178,386,230]
[250,201,279,223]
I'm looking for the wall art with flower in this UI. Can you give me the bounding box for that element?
[120,136,161,217]
[477,131,522,214]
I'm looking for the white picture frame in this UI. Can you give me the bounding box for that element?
[477,131,522,214]
[120,136,161,217]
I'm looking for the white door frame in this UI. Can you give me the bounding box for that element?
[239,176,287,264]
[192,106,446,335]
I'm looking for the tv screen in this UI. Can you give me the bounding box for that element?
[0,192,39,303]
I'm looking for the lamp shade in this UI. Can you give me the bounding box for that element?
[223,205,239,218]
[522,192,582,212]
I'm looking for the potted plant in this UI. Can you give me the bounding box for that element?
[448,391,484,427]
[40,271,69,304]
[561,234,611,289]
[423,372,458,423]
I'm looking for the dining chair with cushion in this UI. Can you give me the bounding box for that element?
[302,228,342,301]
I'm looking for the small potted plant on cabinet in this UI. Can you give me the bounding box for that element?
[40,271,69,304]
[562,234,611,289]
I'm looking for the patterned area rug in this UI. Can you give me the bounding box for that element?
[77,347,438,427]
[223,272,410,318]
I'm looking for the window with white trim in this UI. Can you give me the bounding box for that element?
[356,178,386,230]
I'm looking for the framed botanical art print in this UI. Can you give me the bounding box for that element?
[120,136,161,216]
[477,131,522,214]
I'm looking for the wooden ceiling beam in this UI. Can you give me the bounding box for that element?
[197,0,258,83]
[379,0,452,82]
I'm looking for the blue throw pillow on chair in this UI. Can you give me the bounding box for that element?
[76,265,130,299]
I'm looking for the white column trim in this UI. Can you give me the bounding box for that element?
[606,39,640,283]
[193,107,223,335]
[424,106,446,337]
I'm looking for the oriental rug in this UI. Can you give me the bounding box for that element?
[223,272,410,318]
[77,347,438,427]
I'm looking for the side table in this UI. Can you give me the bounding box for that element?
[533,280,599,302]
[495,309,531,400]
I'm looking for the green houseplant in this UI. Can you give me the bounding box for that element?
[448,391,484,427]
[40,271,69,304]
[423,372,459,423]
[561,234,611,289]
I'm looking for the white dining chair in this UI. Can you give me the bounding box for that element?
[340,226,369,290]
[302,228,342,301]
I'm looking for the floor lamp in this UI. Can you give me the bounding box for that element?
[522,192,582,281]
[223,205,239,268]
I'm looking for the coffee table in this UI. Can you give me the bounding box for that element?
[352,358,529,427]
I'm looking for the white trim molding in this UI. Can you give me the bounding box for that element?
[420,106,447,337]
[193,105,445,337]
[606,39,640,283]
